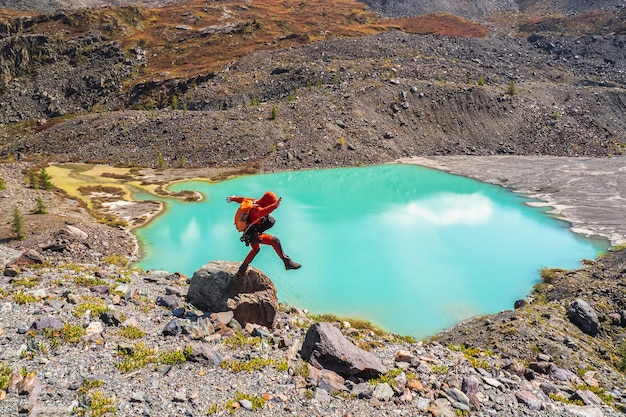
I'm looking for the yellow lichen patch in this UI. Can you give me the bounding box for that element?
[47,164,134,209]
[46,164,166,228]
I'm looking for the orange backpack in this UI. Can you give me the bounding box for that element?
[234,199,254,232]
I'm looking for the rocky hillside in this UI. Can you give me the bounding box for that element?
[1,30,625,172]
[0,230,625,416]
[0,1,624,170]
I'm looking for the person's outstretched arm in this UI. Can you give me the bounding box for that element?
[226,195,247,203]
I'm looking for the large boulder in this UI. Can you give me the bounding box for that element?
[186,261,278,329]
[300,322,388,380]
[566,299,601,336]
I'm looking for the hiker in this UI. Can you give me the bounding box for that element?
[226,191,301,275]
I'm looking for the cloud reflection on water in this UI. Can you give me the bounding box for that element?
[382,192,494,226]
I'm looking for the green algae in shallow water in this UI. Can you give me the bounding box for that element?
[133,164,608,338]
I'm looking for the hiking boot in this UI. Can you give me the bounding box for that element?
[283,257,301,270]
[237,262,249,276]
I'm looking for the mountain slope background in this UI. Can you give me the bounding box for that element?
[0,0,624,171]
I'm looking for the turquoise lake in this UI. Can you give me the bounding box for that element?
[133,164,608,338]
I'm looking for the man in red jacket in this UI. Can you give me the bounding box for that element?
[227,191,301,275]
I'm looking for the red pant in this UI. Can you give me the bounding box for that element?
[242,234,286,265]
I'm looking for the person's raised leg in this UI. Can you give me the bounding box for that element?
[259,234,301,270]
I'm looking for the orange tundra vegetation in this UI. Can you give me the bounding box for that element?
[5,0,490,82]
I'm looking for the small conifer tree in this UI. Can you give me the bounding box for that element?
[34,196,48,214]
[0,177,6,190]
[157,153,165,168]
[271,106,278,120]
[12,206,25,240]
[39,168,53,190]
[507,80,517,96]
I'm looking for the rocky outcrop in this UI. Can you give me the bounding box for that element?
[186,260,278,329]
[567,298,601,336]
[3,249,45,277]
[300,322,388,380]
[0,13,146,124]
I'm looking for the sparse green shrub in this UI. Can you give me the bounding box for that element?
[539,267,565,284]
[118,326,145,340]
[62,323,86,344]
[34,196,48,214]
[0,362,12,391]
[389,334,417,344]
[102,254,129,267]
[74,299,110,318]
[549,392,584,406]
[458,346,492,371]
[432,364,448,374]
[507,80,517,95]
[292,361,310,379]
[156,347,191,365]
[12,206,25,240]
[39,168,53,190]
[221,357,277,373]
[222,334,262,349]
[171,96,178,110]
[78,379,103,394]
[11,277,40,288]
[274,359,289,372]
[477,75,485,86]
[157,152,165,168]
[179,155,186,168]
[115,342,155,373]
[228,391,266,412]
[369,368,403,387]
[271,106,278,120]
[13,291,36,304]
[574,384,613,405]
[72,275,107,287]
[0,177,6,190]
[74,391,116,417]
